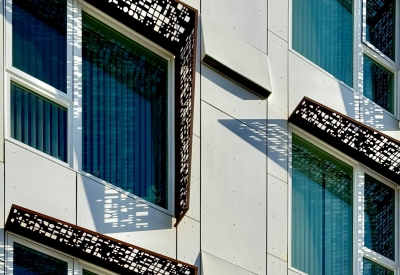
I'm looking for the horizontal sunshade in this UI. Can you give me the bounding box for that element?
[201,16,272,98]
[6,205,198,275]
[289,97,400,184]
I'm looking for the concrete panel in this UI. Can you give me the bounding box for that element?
[177,217,200,267]
[4,141,76,224]
[201,65,267,128]
[0,163,4,263]
[201,252,257,275]
[77,174,176,257]
[201,104,266,274]
[187,135,200,221]
[267,175,288,261]
[267,254,288,275]
[202,0,267,53]
[288,51,358,119]
[268,32,289,182]
[0,0,4,163]
[201,16,272,96]
[268,0,289,41]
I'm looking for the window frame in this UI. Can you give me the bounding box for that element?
[3,0,176,215]
[288,125,400,275]
[289,0,400,118]
[6,233,74,275]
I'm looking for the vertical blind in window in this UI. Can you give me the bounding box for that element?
[11,83,68,162]
[12,0,67,92]
[14,242,68,275]
[292,135,353,275]
[292,0,353,87]
[82,14,169,209]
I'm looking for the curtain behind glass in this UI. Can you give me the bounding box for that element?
[292,0,353,87]
[12,0,67,93]
[14,242,68,275]
[11,83,68,162]
[82,14,168,209]
[292,135,353,275]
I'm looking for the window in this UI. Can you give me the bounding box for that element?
[291,133,398,275]
[292,0,399,115]
[5,0,174,212]
[7,234,73,275]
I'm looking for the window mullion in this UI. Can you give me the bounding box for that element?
[353,0,364,120]
[354,164,365,275]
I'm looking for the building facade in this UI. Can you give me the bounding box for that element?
[0,0,399,274]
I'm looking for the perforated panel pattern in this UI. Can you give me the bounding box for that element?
[6,205,198,275]
[289,97,400,184]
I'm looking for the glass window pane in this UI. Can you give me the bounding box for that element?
[363,258,394,275]
[11,83,68,162]
[12,0,67,92]
[292,0,353,87]
[82,13,169,209]
[364,174,394,260]
[365,0,395,60]
[363,55,394,113]
[14,242,68,275]
[292,134,353,275]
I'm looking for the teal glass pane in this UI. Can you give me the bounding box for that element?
[82,13,169,208]
[83,270,98,275]
[14,242,68,275]
[365,0,395,60]
[292,0,353,87]
[292,134,353,275]
[363,55,394,113]
[12,0,67,92]
[11,83,67,162]
[364,174,394,260]
[363,258,394,275]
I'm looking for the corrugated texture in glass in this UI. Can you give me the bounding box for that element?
[292,0,353,87]
[82,14,168,209]
[14,242,68,275]
[364,174,395,260]
[11,83,67,162]
[365,0,395,60]
[363,55,394,113]
[363,258,394,275]
[292,134,353,275]
[12,0,67,92]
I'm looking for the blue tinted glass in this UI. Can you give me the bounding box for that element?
[82,13,169,208]
[364,174,394,260]
[292,134,353,275]
[363,55,394,113]
[363,258,394,275]
[12,0,67,92]
[365,0,395,60]
[11,83,67,162]
[292,0,353,87]
[14,242,68,275]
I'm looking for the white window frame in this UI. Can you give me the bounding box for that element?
[3,0,176,215]
[6,233,74,275]
[288,125,400,275]
[288,0,400,118]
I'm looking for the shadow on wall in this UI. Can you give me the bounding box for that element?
[80,175,173,234]
[218,119,288,170]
